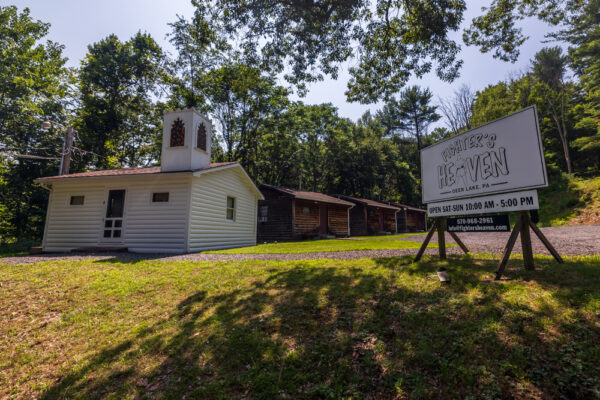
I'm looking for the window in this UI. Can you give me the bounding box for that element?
[302,207,311,215]
[258,205,268,222]
[170,118,185,147]
[70,195,84,205]
[152,192,169,203]
[197,123,207,151]
[226,196,235,220]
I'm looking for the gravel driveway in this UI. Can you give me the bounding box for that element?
[2,225,598,265]
[404,225,600,257]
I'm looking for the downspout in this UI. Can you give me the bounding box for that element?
[37,181,52,252]
[347,204,355,237]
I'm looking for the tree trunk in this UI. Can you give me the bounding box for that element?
[551,109,572,174]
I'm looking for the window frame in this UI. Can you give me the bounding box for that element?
[226,196,236,221]
[170,117,186,148]
[196,122,208,152]
[69,195,85,206]
[151,192,170,203]
[258,205,268,222]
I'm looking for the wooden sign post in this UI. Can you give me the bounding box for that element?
[414,216,470,262]
[494,211,563,280]
[415,210,563,281]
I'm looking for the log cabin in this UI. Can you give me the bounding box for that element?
[388,203,427,232]
[334,195,400,236]
[257,185,354,241]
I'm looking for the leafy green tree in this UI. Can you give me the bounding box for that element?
[198,62,289,178]
[377,85,440,150]
[76,32,168,169]
[0,6,69,240]
[530,47,574,173]
[168,6,230,108]
[189,0,466,102]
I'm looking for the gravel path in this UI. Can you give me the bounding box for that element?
[2,226,598,265]
[402,225,600,256]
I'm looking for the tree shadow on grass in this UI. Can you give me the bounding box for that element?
[40,257,600,399]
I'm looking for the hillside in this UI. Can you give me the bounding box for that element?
[538,174,600,226]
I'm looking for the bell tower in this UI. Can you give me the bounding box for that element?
[160,109,212,172]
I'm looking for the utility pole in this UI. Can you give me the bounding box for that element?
[42,119,74,176]
[61,127,74,175]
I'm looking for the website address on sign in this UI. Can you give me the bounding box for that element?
[447,225,509,232]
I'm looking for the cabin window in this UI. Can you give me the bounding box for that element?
[152,192,169,203]
[258,205,268,222]
[226,196,236,220]
[197,123,207,151]
[70,195,84,205]
[170,118,185,147]
[302,207,311,215]
[368,210,376,217]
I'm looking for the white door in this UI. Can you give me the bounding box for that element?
[101,189,126,242]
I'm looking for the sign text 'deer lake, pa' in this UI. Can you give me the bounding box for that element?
[421,106,548,205]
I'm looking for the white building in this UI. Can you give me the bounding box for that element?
[36,109,263,253]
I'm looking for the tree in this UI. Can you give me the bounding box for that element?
[76,32,168,169]
[0,6,69,241]
[377,85,440,150]
[531,47,573,174]
[438,84,474,134]
[198,62,289,178]
[168,6,230,108]
[189,0,466,102]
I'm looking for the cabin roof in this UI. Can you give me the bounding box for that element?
[260,184,354,207]
[386,202,427,213]
[335,195,401,211]
[35,162,237,181]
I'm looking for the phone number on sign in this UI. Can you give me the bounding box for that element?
[455,217,495,225]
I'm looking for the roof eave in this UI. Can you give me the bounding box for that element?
[194,163,264,200]
[34,169,193,183]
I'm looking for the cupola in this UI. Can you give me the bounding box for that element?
[160,109,212,172]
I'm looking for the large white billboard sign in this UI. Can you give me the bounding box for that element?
[421,106,548,204]
[427,190,539,217]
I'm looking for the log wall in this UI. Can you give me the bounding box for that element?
[257,187,294,241]
[349,205,368,236]
[328,206,350,237]
[293,199,321,238]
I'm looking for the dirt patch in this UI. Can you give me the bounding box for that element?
[569,205,600,225]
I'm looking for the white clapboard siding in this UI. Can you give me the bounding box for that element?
[122,177,191,253]
[43,182,107,252]
[188,167,259,251]
[42,175,191,253]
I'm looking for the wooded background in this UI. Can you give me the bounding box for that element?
[1,1,598,241]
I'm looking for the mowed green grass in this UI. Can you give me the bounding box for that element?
[1,255,600,399]
[207,234,435,254]
[349,232,428,240]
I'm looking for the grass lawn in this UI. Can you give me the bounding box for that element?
[2,255,600,399]
[349,232,428,240]
[207,235,436,254]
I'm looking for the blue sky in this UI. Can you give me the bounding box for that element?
[13,0,561,126]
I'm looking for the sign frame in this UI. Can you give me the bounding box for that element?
[420,106,548,204]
